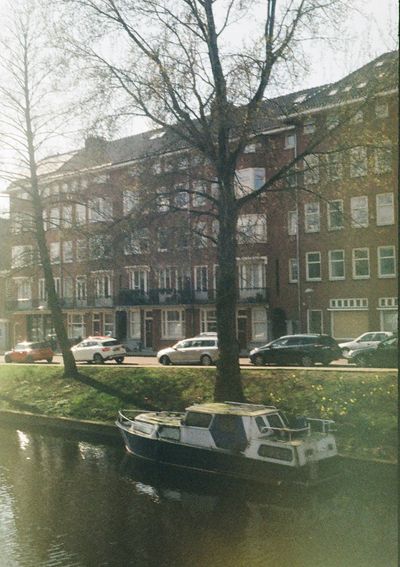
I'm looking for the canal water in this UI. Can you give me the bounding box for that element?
[0,425,397,567]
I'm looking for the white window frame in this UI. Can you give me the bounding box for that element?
[194,266,208,292]
[127,267,149,292]
[326,152,343,180]
[123,190,140,215]
[94,272,112,298]
[306,252,321,281]
[376,193,394,226]
[50,242,61,264]
[374,143,392,174]
[351,196,368,228]
[288,210,298,236]
[252,307,268,342]
[352,248,370,279]
[328,249,345,280]
[161,309,185,339]
[304,202,320,233]
[377,246,396,278]
[129,309,141,338]
[327,200,344,230]
[288,258,298,283]
[284,133,296,149]
[349,146,367,177]
[237,214,267,243]
[76,276,87,300]
[303,154,319,185]
[200,309,217,334]
[62,241,73,263]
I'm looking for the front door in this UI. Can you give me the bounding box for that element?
[145,312,153,349]
[237,311,247,351]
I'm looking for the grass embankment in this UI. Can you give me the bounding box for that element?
[0,365,397,461]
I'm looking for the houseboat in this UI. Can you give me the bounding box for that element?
[116,402,338,485]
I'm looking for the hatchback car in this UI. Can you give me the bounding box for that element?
[348,335,398,368]
[339,331,393,357]
[249,334,342,367]
[4,341,54,363]
[71,337,126,364]
[157,334,218,366]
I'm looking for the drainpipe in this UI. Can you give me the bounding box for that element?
[294,133,302,332]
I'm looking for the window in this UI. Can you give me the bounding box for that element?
[75,204,87,225]
[192,221,208,248]
[200,309,217,333]
[76,240,86,262]
[50,242,60,264]
[62,205,73,228]
[89,235,112,259]
[244,143,257,153]
[161,309,185,339]
[378,246,396,278]
[48,207,60,229]
[234,168,265,196]
[237,214,267,243]
[375,101,389,118]
[351,196,368,227]
[104,313,114,337]
[174,185,189,208]
[238,261,265,290]
[62,241,73,263]
[252,307,267,341]
[128,268,149,292]
[67,313,85,339]
[38,279,47,301]
[94,273,112,298]
[303,121,315,134]
[123,191,140,215]
[284,133,296,149]
[349,147,367,177]
[304,202,320,232]
[89,197,111,222]
[327,200,344,230]
[63,277,74,300]
[289,258,298,283]
[288,211,298,235]
[129,309,141,338]
[352,248,370,279]
[156,188,169,212]
[14,278,31,300]
[124,229,150,255]
[326,152,343,180]
[11,245,33,268]
[306,252,321,281]
[195,266,208,292]
[303,154,319,185]
[158,267,178,290]
[192,181,208,207]
[329,250,345,280]
[376,193,394,225]
[76,276,87,300]
[374,144,392,174]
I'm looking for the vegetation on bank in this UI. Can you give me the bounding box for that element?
[0,365,397,461]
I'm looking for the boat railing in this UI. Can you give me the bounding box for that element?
[305,417,336,433]
[262,425,311,442]
[117,409,150,426]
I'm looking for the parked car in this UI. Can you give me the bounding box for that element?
[249,334,342,367]
[71,337,126,364]
[4,341,54,363]
[157,333,218,365]
[348,335,398,368]
[339,331,393,357]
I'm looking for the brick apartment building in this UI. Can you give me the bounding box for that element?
[5,51,398,352]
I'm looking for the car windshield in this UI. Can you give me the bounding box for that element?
[14,343,32,351]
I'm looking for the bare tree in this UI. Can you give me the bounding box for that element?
[55,0,393,400]
[0,3,79,377]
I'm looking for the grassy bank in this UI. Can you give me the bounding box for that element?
[0,365,397,461]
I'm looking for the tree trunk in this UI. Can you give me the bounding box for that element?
[214,178,244,402]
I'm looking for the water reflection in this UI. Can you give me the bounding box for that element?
[0,425,397,567]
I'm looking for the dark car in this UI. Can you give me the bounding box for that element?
[349,335,398,368]
[4,341,54,363]
[249,334,342,367]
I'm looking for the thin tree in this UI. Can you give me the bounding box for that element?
[0,4,79,377]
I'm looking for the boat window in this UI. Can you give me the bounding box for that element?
[258,445,293,462]
[266,414,285,429]
[255,416,266,432]
[184,411,213,428]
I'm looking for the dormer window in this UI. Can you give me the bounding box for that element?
[284,133,296,149]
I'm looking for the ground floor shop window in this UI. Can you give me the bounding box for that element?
[129,309,141,338]
[104,313,114,336]
[68,313,85,339]
[252,307,267,342]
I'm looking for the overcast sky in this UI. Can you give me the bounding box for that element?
[0,0,397,212]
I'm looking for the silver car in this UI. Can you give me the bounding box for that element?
[339,331,393,357]
[157,334,218,366]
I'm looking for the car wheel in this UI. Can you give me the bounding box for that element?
[93,353,104,364]
[4,355,11,363]
[301,355,313,367]
[160,355,171,366]
[200,354,212,366]
[253,354,265,366]
[356,354,369,368]
[115,357,124,364]
[46,357,53,363]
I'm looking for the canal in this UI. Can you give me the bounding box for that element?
[0,425,397,567]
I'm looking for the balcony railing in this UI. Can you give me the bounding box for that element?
[6,287,269,311]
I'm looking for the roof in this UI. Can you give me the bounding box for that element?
[185,402,278,417]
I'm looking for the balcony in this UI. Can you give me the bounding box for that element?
[6,287,269,312]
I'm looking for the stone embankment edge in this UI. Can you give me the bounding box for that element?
[0,409,397,470]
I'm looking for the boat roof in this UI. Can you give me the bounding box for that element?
[185,402,278,417]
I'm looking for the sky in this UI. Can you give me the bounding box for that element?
[0,0,398,214]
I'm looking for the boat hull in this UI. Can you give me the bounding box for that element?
[118,426,338,486]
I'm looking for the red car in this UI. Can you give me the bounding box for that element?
[4,341,54,363]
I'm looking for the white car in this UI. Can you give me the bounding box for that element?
[71,337,126,364]
[339,332,393,357]
[157,333,218,366]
